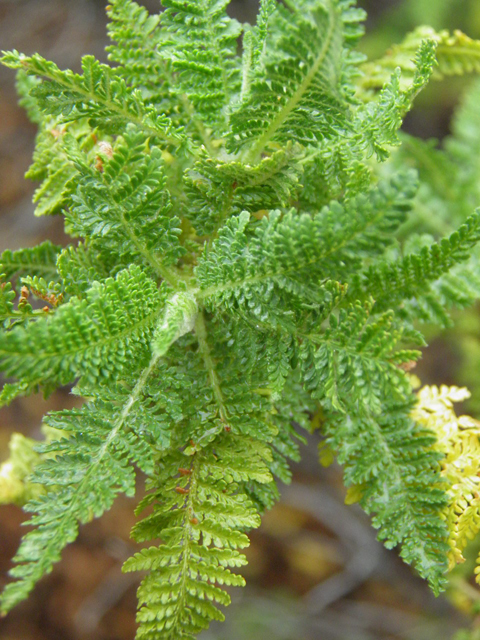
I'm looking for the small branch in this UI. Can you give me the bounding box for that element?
[282,482,384,614]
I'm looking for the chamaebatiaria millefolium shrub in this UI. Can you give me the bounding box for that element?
[4,0,480,637]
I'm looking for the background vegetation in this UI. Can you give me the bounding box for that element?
[2,1,480,638]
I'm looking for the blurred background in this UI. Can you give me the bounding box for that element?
[2,1,480,639]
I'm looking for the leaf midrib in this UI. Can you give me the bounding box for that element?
[245,3,338,162]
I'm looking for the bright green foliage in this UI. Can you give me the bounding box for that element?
[327,398,449,584]
[299,39,436,206]
[14,72,99,217]
[1,52,183,145]
[184,143,305,235]
[64,126,185,279]
[0,392,162,613]
[0,241,61,281]
[228,0,365,159]
[376,73,480,426]
[0,265,164,397]
[359,27,480,96]
[0,276,16,323]
[159,0,242,132]
[241,0,276,79]
[350,211,480,315]
[28,118,96,217]
[196,172,418,318]
[123,437,270,639]
[106,0,164,103]
[3,1,480,638]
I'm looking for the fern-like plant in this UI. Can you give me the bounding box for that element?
[3,1,480,637]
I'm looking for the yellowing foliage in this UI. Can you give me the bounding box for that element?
[413,385,480,581]
[0,433,40,505]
